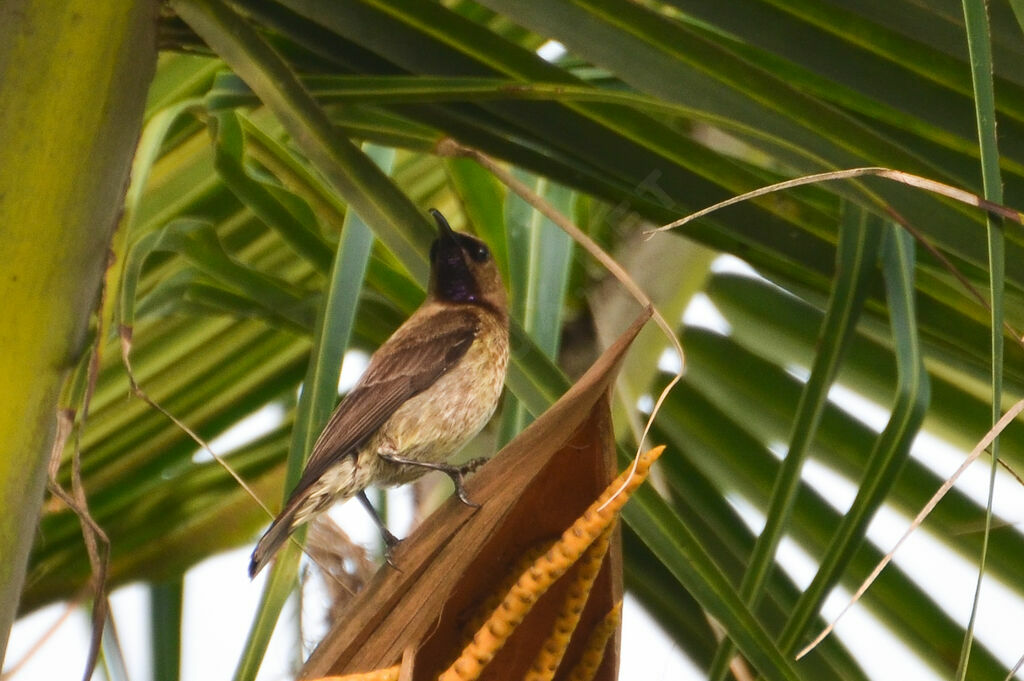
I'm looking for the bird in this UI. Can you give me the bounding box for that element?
[249,208,509,578]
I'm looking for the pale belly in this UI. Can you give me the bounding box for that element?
[295,318,508,521]
[367,332,508,486]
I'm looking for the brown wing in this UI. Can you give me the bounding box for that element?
[287,307,480,502]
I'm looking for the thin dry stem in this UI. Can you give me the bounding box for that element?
[1004,653,1023,681]
[796,397,1024,659]
[644,165,1023,340]
[0,596,81,680]
[118,326,355,594]
[119,326,274,517]
[728,655,756,681]
[307,516,374,621]
[40,247,120,681]
[996,457,1024,488]
[646,167,1023,235]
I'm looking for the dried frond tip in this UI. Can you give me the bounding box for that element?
[565,601,623,681]
[306,665,400,681]
[440,446,663,681]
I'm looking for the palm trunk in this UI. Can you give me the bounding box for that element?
[0,0,156,662]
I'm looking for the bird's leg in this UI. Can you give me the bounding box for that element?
[357,491,401,568]
[378,453,483,508]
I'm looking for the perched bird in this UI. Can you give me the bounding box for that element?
[249,209,509,578]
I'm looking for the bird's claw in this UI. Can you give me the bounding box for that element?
[451,457,487,507]
[379,527,402,570]
[453,475,481,508]
[380,527,400,549]
[382,543,401,571]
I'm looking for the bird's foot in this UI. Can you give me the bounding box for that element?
[451,471,479,508]
[357,490,403,569]
[380,526,401,549]
[448,457,488,507]
[377,453,484,508]
[382,540,402,571]
[458,457,488,475]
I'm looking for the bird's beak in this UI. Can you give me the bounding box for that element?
[426,208,481,302]
[429,208,459,246]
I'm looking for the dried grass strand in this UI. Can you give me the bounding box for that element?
[118,327,354,594]
[46,256,114,681]
[646,167,1024,235]
[796,398,1024,659]
[644,165,1023,340]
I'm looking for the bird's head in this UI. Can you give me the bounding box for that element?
[426,208,507,317]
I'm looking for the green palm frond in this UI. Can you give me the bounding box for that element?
[5,2,1024,680]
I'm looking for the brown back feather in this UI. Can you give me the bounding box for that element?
[250,308,481,577]
[288,307,480,504]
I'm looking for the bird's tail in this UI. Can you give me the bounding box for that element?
[249,503,301,579]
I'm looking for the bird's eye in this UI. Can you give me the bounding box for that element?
[455,234,490,262]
